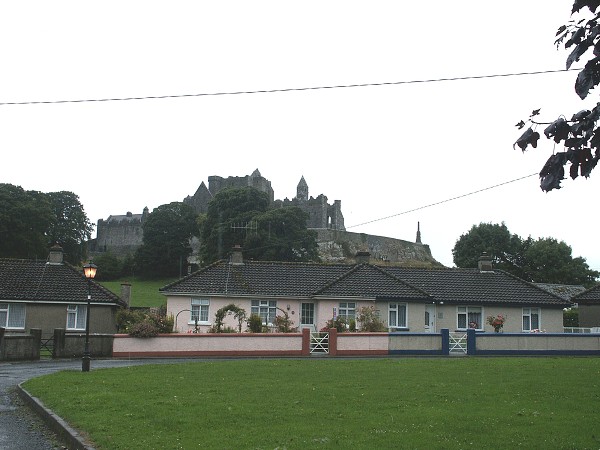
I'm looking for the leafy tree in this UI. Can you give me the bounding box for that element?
[200,187,320,264]
[522,237,598,285]
[452,223,526,277]
[453,222,599,285]
[515,1,600,190]
[200,187,270,264]
[135,202,198,278]
[244,207,320,262]
[0,184,54,259]
[92,252,123,281]
[46,191,94,265]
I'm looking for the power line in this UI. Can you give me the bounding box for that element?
[0,68,579,107]
[346,173,538,230]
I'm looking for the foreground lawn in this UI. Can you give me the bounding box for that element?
[99,277,176,308]
[23,358,600,449]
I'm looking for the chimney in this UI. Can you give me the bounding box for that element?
[48,244,64,264]
[416,221,422,244]
[355,251,371,264]
[478,252,493,272]
[231,245,244,265]
[120,283,131,308]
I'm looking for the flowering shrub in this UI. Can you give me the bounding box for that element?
[486,314,506,332]
[322,316,348,332]
[116,305,174,337]
[356,306,386,332]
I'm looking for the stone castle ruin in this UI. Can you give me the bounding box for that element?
[91,169,440,267]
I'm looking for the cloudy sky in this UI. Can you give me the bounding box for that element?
[1,0,598,271]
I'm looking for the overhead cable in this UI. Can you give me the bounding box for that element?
[0,68,578,106]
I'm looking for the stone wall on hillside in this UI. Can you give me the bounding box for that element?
[314,229,442,266]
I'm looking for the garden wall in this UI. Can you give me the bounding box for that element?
[470,330,600,355]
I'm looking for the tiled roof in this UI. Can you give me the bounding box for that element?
[161,260,570,307]
[534,283,586,301]
[0,258,123,305]
[314,264,430,300]
[385,266,570,307]
[572,284,600,304]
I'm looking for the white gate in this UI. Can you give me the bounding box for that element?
[310,332,329,354]
[449,332,468,355]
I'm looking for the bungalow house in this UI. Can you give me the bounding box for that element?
[161,248,571,334]
[0,245,125,338]
[572,284,600,327]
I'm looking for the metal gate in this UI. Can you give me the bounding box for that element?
[310,332,329,354]
[40,336,54,357]
[449,332,468,355]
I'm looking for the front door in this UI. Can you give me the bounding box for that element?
[425,304,436,333]
[301,303,315,330]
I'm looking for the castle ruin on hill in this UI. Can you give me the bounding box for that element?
[91,169,440,267]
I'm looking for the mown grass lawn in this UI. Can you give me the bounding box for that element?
[23,357,600,449]
[99,278,176,308]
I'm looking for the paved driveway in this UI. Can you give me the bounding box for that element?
[0,358,194,450]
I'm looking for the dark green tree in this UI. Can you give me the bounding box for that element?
[244,207,320,262]
[522,238,598,285]
[0,184,54,259]
[200,187,321,264]
[452,223,526,277]
[135,202,198,278]
[515,1,600,190]
[200,188,270,264]
[46,191,94,265]
[453,222,598,286]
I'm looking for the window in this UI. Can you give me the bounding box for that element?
[191,298,209,323]
[251,300,277,325]
[522,308,540,331]
[457,306,482,330]
[66,304,87,330]
[338,302,356,320]
[389,303,407,328]
[0,303,26,329]
[301,303,314,325]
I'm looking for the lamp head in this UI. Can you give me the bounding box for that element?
[83,262,97,279]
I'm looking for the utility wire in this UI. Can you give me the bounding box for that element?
[346,173,538,230]
[0,68,578,106]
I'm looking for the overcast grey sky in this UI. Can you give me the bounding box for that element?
[1,1,598,271]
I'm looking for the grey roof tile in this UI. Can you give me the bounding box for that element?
[0,258,123,305]
[162,260,570,307]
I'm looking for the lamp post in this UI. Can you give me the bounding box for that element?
[82,262,97,372]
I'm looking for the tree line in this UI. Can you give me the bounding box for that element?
[2,182,597,286]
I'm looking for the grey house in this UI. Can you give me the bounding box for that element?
[572,284,600,327]
[0,245,124,338]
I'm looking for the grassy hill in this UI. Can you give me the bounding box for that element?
[98,277,177,308]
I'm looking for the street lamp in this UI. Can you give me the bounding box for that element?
[82,262,97,372]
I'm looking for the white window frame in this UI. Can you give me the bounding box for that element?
[388,303,408,329]
[457,306,482,330]
[251,300,277,325]
[522,307,541,332]
[190,298,210,324]
[66,304,87,330]
[0,302,26,329]
[338,302,356,321]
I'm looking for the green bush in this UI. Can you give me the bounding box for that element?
[247,313,263,333]
[274,309,296,332]
[563,308,579,327]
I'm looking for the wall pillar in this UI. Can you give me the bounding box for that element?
[29,328,41,360]
[441,328,449,355]
[328,328,338,356]
[301,328,311,356]
[53,328,66,358]
[467,328,477,356]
